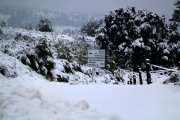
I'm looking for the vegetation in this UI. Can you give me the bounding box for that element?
[81,19,103,37]
[170,0,180,30]
[96,7,179,71]
[0,28,3,37]
[36,19,53,32]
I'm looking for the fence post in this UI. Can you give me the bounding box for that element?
[133,73,136,85]
[146,59,152,84]
[139,68,143,85]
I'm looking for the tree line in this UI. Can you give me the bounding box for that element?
[81,0,180,72]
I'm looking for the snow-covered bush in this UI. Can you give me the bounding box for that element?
[54,35,89,65]
[57,75,69,83]
[55,41,73,62]
[0,20,6,27]
[0,52,18,78]
[18,39,55,81]
[14,33,23,40]
[163,71,180,85]
[34,39,54,80]
[36,18,53,32]
[81,19,103,37]
[63,62,73,74]
[0,65,17,78]
[71,36,88,65]
[14,33,34,42]
[0,28,3,38]
[71,62,83,72]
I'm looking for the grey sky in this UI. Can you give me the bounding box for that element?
[0,0,175,19]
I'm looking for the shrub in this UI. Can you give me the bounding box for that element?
[0,28,3,39]
[57,75,69,83]
[0,65,17,78]
[21,39,55,81]
[0,28,2,34]
[81,19,103,37]
[163,72,180,84]
[36,19,53,32]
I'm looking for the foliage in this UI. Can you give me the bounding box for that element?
[168,30,180,66]
[36,19,53,32]
[170,0,180,30]
[21,39,54,81]
[14,33,33,41]
[0,20,6,27]
[96,7,170,71]
[163,72,180,84]
[71,36,89,65]
[0,28,3,37]
[54,36,90,65]
[55,41,73,62]
[0,65,17,78]
[81,19,103,37]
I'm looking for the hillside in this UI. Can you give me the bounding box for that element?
[1,26,179,84]
[0,6,92,29]
[0,26,122,84]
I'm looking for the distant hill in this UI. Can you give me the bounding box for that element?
[0,6,93,28]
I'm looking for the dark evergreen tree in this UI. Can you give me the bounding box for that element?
[96,7,169,71]
[170,0,180,31]
[168,0,180,67]
[37,19,53,32]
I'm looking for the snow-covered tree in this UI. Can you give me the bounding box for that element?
[36,19,53,32]
[81,19,103,37]
[0,28,3,36]
[170,0,180,31]
[0,20,6,27]
[96,7,169,71]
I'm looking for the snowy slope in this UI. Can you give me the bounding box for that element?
[0,25,180,120]
[0,51,180,120]
[0,26,124,84]
[0,51,122,120]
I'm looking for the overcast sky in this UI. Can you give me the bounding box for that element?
[0,0,175,19]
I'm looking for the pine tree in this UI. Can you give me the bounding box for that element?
[96,7,169,71]
[170,0,180,30]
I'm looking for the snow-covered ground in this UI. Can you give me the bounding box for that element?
[1,71,180,120]
[0,51,180,120]
[0,52,120,120]
[1,26,180,120]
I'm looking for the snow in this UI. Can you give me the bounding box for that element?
[1,73,180,120]
[132,37,143,48]
[57,85,180,120]
[0,52,180,120]
[0,78,122,120]
[0,51,121,120]
[0,26,180,120]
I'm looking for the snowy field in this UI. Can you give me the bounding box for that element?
[1,73,180,120]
